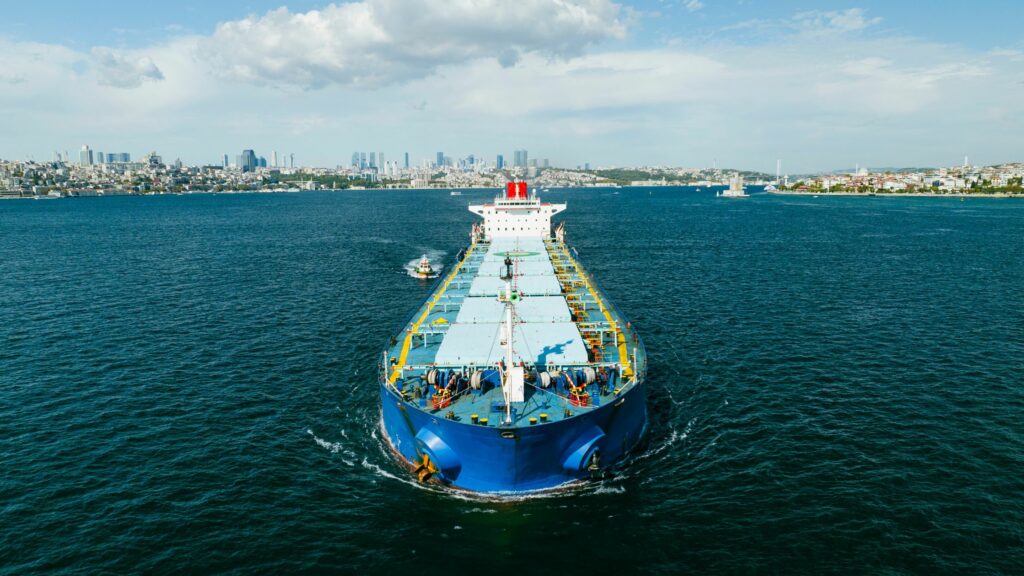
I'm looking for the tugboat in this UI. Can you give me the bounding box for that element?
[378,181,648,493]
[413,255,435,279]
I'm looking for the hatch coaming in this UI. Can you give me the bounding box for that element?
[381,238,646,428]
[381,188,646,429]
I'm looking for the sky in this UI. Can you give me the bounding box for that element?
[1,0,1022,173]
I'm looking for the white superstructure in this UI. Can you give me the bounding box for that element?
[469,182,566,239]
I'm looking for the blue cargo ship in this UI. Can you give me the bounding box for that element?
[379,183,647,493]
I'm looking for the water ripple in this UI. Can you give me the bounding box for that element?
[1,190,1022,574]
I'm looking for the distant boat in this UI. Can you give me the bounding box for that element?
[449,190,462,196]
[764,183,778,192]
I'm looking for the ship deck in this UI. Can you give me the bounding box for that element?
[382,235,646,427]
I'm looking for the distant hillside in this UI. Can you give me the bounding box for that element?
[806,167,938,176]
[578,167,773,185]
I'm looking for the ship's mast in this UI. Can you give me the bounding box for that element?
[499,254,516,424]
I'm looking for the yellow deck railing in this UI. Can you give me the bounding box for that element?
[556,242,633,378]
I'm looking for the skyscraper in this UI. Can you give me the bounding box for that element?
[513,149,528,168]
[379,153,385,168]
[352,152,360,167]
[369,152,377,168]
[436,152,444,167]
[404,152,409,169]
[79,145,93,166]
[496,154,504,169]
[223,154,229,168]
[271,151,278,168]
[360,152,366,169]
[239,149,257,172]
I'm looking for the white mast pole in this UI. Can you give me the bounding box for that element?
[500,255,515,424]
[504,281,514,424]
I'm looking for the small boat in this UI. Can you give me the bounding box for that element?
[449,190,462,196]
[413,255,435,278]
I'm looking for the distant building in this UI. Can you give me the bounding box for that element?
[271,151,278,168]
[369,152,377,168]
[258,157,267,168]
[496,154,504,169]
[239,149,257,172]
[404,152,409,169]
[513,149,528,168]
[436,152,444,167]
[379,153,385,169]
[223,154,229,168]
[80,145,93,166]
[352,152,360,168]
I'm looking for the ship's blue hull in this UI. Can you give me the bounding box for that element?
[379,381,648,493]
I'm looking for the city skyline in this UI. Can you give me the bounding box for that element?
[1,1,1023,172]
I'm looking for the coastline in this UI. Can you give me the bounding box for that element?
[767,190,1023,199]
[5,186,1023,200]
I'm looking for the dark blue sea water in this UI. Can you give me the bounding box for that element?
[2,189,1022,574]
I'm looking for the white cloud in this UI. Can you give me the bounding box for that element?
[685,0,703,12]
[793,8,882,35]
[197,0,628,89]
[91,47,165,88]
[0,5,1022,172]
[425,50,726,116]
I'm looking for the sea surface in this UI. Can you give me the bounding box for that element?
[1,189,1022,574]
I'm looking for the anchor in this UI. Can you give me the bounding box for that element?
[413,453,438,483]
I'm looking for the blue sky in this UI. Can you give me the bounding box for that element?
[1,1,1022,172]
